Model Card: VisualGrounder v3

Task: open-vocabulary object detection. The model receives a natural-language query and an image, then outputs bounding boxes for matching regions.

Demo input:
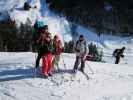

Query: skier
[36,26,54,78]
[53,35,63,70]
[35,25,48,68]
[113,47,125,64]
[73,35,87,73]
[41,32,53,78]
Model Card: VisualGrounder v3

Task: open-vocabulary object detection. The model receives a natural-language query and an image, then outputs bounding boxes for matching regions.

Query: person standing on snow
[53,35,63,71]
[39,29,54,78]
[113,47,125,64]
[35,25,49,68]
[73,35,87,73]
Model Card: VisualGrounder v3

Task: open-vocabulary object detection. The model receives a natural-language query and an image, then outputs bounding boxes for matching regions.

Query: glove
[121,55,124,58]
[75,49,80,52]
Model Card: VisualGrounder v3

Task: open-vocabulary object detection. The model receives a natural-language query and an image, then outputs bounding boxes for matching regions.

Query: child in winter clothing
[73,35,87,73]
[53,35,63,70]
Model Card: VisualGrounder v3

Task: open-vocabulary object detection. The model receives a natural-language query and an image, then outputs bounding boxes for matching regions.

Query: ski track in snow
[0,52,133,100]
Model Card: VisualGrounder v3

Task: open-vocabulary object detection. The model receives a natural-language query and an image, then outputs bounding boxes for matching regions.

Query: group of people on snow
[33,21,126,78]
[86,42,103,62]
[34,23,63,78]
[33,22,87,78]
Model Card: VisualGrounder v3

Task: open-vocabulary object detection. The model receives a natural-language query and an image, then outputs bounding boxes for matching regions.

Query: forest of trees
[0,20,33,51]
[0,20,76,52]
[48,0,133,35]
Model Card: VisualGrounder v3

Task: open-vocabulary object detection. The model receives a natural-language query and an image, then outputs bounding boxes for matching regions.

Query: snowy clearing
[0,52,133,100]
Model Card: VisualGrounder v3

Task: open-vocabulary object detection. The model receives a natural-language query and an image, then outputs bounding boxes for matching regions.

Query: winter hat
[79,35,84,41]
[43,25,48,30]
[122,47,126,50]
[54,35,60,40]
[79,35,84,38]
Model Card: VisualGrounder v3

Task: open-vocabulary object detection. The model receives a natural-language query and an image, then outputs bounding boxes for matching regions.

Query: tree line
[48,0,133,35]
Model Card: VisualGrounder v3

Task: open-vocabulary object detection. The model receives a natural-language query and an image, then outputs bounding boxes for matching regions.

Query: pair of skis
[33,65,94,80]
[71,63,94,81]
[70,70,90,81]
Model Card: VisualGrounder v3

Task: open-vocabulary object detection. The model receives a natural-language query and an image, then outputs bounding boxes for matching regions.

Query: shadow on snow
[0,67,73,82]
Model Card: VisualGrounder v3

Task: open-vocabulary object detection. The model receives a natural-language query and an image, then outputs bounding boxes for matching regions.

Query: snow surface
[0,52,133,100]
[0,1,133,99]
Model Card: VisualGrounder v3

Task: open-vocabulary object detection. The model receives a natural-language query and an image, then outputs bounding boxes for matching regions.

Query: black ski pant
[35,49,44,68]
[115,57,120,64]
[74,56,85,71]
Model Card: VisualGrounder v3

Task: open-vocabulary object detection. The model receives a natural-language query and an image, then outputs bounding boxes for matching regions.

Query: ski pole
[33,52,38,77]
[53,55,60,71]
[61,54,67,70]
[86,62,94,74]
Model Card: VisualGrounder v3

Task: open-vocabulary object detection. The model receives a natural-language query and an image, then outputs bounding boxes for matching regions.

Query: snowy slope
[0,52,133,100]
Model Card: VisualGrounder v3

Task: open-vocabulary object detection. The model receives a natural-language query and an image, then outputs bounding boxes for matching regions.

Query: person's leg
[56,55,60,67]
[42,55,49,76]
[80,57,85,72]
[42,56,45,75]
[35,48,43,68]
[115,57,120,64]
[73,56,80,71]
[53,55,59,71]
[52,55,55,70]
[35,52,41,68]
[47,53,53,76]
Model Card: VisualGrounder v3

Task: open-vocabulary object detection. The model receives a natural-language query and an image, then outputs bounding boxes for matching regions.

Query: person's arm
[58,40,64,52]
[113,49,117,56]
[121,52,124,58]
[45,33,52,42]
[83,41,88,60]
[36,34,42,43]
[74,41,80,52]
[121,55,124,58]
[84,41,88,54]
